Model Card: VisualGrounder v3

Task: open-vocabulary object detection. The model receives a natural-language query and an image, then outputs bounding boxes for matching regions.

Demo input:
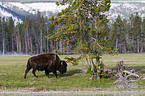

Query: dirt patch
[1,90,145,96]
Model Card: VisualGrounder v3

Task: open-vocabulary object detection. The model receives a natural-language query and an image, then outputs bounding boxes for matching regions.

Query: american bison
[24,53,67,79]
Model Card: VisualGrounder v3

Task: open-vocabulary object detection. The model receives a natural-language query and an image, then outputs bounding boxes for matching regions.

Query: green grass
[0,55,113,91]
[0,53,145,92]
[103,53,145,67]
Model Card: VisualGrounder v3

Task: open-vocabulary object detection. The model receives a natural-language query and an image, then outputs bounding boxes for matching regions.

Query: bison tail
[27,60,31,68]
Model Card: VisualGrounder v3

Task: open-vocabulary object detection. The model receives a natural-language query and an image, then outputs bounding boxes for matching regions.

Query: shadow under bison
[24,69,82,79]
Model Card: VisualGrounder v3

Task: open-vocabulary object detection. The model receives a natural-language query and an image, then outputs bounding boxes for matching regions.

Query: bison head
[59,60,67,74]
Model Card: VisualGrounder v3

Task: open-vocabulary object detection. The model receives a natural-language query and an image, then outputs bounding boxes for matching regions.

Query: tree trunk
[132,39,136,52]
[40,30,43,53]
[50,39,53,52]
[137,38,140,53]
[46,39,49,52]
[140,44,143,52]
[19,40,21,53]
[30,37,33,54]
[116,38,118,50]
[46,25,49,52]
[25,30,28,54]
[56,41,58,51]
[36,43,39,54]
[12,37,14,53]
[123,44,126,53]
[43,34,46,53]
[16,27,21,53]
[3,37,5,55]
[59,41,63,52]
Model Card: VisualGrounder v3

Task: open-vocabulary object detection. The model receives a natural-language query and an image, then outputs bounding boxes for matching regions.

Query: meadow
[0,53,145,95]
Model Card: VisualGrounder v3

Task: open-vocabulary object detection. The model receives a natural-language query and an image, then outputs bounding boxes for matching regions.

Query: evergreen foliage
[64,55,82,66]
[0,12,56,54]
[109,13,144,53]
[0,10,144,54]
[49,0,116,79]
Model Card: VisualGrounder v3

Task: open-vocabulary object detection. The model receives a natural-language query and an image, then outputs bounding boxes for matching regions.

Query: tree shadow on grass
[62,69,83,77]
[33,69,83,78]
[52,69,83,78]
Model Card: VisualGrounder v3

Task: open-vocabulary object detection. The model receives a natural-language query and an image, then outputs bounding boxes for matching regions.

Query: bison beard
[24,53,67,79]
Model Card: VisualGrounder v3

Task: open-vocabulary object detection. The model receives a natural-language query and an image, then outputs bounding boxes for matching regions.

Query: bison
[24,53,67,79]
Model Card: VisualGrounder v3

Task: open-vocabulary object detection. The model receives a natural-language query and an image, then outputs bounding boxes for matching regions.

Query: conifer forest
[0,12,57,55]
[0,2,145,55]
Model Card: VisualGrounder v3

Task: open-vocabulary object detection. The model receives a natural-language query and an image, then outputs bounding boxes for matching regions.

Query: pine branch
[91,37,102,48]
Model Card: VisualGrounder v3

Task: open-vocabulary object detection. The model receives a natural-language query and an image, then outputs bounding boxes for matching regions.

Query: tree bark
[137,37,140,53]
[25,30,28,54]
[116,38,118,50]
[3,37,5,55]
[40,29,43,53]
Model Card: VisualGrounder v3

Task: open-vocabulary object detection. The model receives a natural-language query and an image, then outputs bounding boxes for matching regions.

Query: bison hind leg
[32,68,38,78]
[24,63,32,79]
[24,66,32,79]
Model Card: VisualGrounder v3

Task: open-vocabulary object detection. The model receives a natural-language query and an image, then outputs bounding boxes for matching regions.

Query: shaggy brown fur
[24,53,67,79]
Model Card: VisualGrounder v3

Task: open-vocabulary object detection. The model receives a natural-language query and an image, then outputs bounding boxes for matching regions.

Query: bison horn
[61,61,63,65]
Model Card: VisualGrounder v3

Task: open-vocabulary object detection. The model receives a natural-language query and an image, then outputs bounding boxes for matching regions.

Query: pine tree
[14,23,22,53]
[141,18,145,52]
[109,22,117,50]
[49,0,116,79]
[121,19,127,53]
[8,17,14,52]
[125,22,132,52]
[132,12,142,53]
[109,15,126,53]
[29,18,36,54]
[0,17,2,53]
[129,13,135,52]
[47,23,55,52]
[2,17,9,54]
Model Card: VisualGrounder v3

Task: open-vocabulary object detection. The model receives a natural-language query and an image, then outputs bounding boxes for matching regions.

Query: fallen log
[113,61,141,88]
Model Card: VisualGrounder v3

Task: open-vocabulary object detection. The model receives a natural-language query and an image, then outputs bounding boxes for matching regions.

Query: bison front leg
[45,70,49,78]
[32,69,38,78]
[53,70,57,78]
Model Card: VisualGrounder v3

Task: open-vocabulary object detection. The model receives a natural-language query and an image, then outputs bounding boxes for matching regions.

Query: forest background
[0,9,145,55]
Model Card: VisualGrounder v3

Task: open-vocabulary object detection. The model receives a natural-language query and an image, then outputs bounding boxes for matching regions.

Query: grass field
[0,53,145,95]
